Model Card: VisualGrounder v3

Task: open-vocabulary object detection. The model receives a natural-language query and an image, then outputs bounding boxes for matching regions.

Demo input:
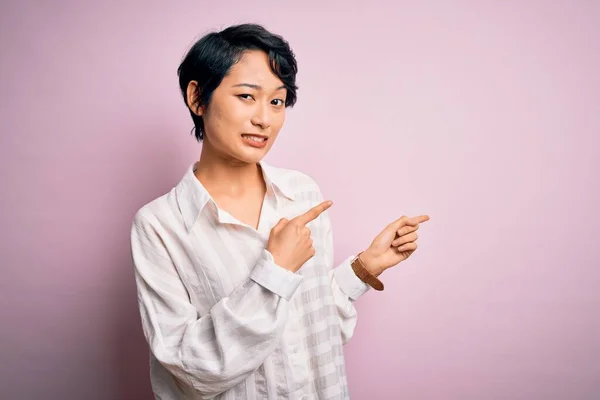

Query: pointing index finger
[294,201,333,225]
[407,215,430,225]
[391,214,430,230]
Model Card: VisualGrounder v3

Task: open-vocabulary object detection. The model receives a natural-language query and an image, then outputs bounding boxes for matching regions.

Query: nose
[250,102,271,130]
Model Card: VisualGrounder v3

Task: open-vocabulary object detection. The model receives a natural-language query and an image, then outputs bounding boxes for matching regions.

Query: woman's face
[188,50,288,164]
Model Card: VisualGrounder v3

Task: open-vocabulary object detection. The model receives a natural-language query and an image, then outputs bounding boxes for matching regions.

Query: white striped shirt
[130,161,370,400]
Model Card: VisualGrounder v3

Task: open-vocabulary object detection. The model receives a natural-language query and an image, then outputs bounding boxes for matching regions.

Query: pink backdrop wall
[1,1,599,399]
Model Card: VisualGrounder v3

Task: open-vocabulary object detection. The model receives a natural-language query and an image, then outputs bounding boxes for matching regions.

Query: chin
[236,142,273,164]
[234,147,269,165]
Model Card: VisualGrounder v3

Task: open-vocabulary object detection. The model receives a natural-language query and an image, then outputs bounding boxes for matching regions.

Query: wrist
[351,252,385,291]
[359,250,382,277]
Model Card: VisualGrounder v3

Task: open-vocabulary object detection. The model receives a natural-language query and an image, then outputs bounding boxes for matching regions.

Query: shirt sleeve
[315,191,371,344]
[131,212,303,399]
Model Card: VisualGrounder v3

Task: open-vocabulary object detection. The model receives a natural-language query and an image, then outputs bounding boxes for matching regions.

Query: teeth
[243,135,266,142]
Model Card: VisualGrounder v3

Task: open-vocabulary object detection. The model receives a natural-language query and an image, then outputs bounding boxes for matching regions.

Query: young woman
[131,23,429,400]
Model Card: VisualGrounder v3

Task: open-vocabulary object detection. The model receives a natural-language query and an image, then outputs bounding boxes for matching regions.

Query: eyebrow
[232,83,286,91]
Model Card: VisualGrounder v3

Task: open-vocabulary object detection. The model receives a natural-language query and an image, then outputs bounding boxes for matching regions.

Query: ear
[186,81,203,116]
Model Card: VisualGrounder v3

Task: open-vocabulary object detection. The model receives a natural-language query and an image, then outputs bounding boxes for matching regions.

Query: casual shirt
[130,161,370,400]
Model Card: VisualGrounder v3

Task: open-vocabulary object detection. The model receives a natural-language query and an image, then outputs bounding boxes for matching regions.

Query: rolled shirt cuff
[250,249,304,301]
[333,255,371,301]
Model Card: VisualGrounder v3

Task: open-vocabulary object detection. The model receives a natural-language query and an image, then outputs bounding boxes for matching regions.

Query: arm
[318,199,371,344]
[131,213,302,399]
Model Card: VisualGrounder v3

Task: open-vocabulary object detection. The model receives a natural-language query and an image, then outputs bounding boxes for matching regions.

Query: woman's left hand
[359,214,430,276]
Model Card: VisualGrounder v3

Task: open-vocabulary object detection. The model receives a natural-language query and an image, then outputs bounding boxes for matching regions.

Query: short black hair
[177,23,299,141]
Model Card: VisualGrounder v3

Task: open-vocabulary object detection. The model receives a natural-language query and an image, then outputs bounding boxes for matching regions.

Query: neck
[194,142,264,198]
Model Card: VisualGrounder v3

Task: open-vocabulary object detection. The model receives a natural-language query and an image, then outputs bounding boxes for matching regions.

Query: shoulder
[131,188,179,233]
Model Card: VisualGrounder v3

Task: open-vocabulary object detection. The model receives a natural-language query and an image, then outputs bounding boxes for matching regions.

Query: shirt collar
[176,160,295,232]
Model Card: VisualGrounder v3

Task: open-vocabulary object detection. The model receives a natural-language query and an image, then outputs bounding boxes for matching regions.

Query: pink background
[1,1,599,399]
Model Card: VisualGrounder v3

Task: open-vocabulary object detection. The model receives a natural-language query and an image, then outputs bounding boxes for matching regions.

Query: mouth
[241,134,269,148]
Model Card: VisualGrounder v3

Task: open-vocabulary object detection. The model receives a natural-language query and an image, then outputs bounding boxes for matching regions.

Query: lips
[241,134,268,148]
[241,134,268,142]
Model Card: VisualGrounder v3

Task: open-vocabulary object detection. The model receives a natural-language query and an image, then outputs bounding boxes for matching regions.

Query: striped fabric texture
[130,161,370,400]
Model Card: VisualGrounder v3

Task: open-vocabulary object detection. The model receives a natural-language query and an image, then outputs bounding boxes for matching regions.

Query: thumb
[389,216,410,232]
[378,216,411,244]
[373,221,404,248]
[271,218,289,233]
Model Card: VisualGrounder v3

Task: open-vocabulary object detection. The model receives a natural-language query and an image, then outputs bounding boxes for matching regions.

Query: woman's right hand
[266,201,333,273]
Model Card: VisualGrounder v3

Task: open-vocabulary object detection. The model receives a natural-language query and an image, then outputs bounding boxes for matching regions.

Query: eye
[271,98,285,106]
[237,94,254,101]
